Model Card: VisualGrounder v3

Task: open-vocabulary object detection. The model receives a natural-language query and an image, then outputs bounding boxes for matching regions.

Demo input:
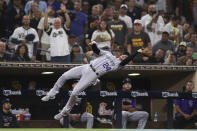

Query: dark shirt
[12,54,30,62]
[127,31,150,55]
[2,111,19,128]
[148,55,164,64]
[4,6,25,37]
[108,20,128,46]
[127,6,142,22]
[175,99,197,115]
[0,53,12,62]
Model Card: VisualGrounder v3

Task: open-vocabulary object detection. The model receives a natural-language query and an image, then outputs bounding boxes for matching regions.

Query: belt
[90,64,99,76]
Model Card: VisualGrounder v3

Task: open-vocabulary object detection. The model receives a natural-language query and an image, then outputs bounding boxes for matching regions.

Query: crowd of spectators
[0,0,197,65]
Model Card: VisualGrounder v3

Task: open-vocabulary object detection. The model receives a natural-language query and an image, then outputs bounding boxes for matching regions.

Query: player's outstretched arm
[119,49,142,66]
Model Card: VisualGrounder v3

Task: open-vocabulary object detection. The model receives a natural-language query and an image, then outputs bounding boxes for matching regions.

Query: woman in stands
[12,44,30,62]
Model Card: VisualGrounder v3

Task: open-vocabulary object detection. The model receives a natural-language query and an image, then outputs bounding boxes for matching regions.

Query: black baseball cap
[2,98,11,105]
[122,78,132,85]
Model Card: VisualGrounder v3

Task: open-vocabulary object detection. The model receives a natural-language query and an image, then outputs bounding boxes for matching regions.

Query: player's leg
[122,111,129,128]
[127,111,149,129]
[55,66,97,120]
[80,112,94,128]
[41,65,84,101]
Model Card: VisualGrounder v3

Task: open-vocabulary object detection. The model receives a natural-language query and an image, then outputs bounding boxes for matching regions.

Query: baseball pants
[122,111,149,129]
[48,64,97,114]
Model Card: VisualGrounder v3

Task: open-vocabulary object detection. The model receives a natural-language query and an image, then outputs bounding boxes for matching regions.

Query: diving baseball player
[41,41,141,120]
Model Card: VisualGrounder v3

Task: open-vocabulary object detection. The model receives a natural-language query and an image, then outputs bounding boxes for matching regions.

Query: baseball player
[41,41,141,120]
[120,78,149,129]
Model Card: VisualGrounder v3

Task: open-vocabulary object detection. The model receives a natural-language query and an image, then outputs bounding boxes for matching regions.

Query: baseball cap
[120,4,128,9]
[122,78,132,85]
[2,98,11,105]
[134,19,142,25]
[179,41,186,47]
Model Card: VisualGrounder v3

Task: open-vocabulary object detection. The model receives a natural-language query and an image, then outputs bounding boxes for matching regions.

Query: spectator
[101,5,113,22]
[86,15,100,51]
[47,0,60,17]
[141,4,165,46]
[127,0,141,22]
[148,48,164,64]
[59,80,94,128]
[163,50,177,65]
[177,46,194,65]
[134,0,144,8]
[4,0,25,37]
[127,19,152,63]
[91,20,115,51]
[174,81,197,129]
[81,0,90,16]
[44,5,70,63]
[119,4,133,32]
[68,34,83,53]
[152,31,175,54]
[60,0,74,10]
[10,15,39,62]
[69,0,88,47]
[108,10,128,49]
[1,98,19,128]
[25,0,47,14]
[70,44,87,64]
[113,0,123,10]
[164,16,182,46]
[12,44,30,62]
[88,5,100,30]
[119,78,149,129]
[0,41,12,62]
[37,6,55,62]
[175,41,187,59]
[187,33,197,52]
[29,4,44,30]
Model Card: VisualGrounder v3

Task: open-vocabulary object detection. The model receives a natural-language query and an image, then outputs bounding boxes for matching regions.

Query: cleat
[41,95,55,102]
[54,112,69,120]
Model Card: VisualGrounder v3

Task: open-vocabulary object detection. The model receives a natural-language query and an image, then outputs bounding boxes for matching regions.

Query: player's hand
[89,41,97,46]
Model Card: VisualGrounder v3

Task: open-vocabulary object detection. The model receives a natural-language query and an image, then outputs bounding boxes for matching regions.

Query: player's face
[123,83,132,90]
[186,82,194,92]
[3,102,11,110]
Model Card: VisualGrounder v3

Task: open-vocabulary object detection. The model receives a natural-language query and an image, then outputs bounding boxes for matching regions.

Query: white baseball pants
[47,64,97,114]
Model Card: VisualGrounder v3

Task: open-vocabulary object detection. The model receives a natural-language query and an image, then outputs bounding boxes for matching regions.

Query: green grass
[0,129,196,131]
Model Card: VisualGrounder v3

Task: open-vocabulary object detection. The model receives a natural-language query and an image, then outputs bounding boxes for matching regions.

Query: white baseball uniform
[46,43,137,115]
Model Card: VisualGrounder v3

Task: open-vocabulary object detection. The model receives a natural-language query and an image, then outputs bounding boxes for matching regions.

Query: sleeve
[37,17,44,30]
[119,51,139,66]
[174,99,180,106]
[84,14,88,25]
[91,43,109,56]
[10,29,21,44]
[33,29,39,43]
[91,30,97,41]
[131,99,136,109]
[110,29,115,38]
[194,100,197,110]
[63,25,70,35]
[128,17,133,28]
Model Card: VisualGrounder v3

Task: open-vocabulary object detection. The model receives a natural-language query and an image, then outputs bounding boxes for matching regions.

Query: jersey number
[103,62,111,71]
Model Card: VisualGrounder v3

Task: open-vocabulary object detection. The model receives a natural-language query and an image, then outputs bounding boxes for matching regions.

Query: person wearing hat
[127,19,152,63]
[175,41,186,59]
[119,4,133,32]
[1,98,19,128]
[120,78,149,129]
[59,80,94,128]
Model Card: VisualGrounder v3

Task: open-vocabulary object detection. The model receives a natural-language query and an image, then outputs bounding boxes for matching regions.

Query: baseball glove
[25,34,35,41]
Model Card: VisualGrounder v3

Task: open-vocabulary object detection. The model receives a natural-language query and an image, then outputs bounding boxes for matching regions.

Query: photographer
[141,4,165,46]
